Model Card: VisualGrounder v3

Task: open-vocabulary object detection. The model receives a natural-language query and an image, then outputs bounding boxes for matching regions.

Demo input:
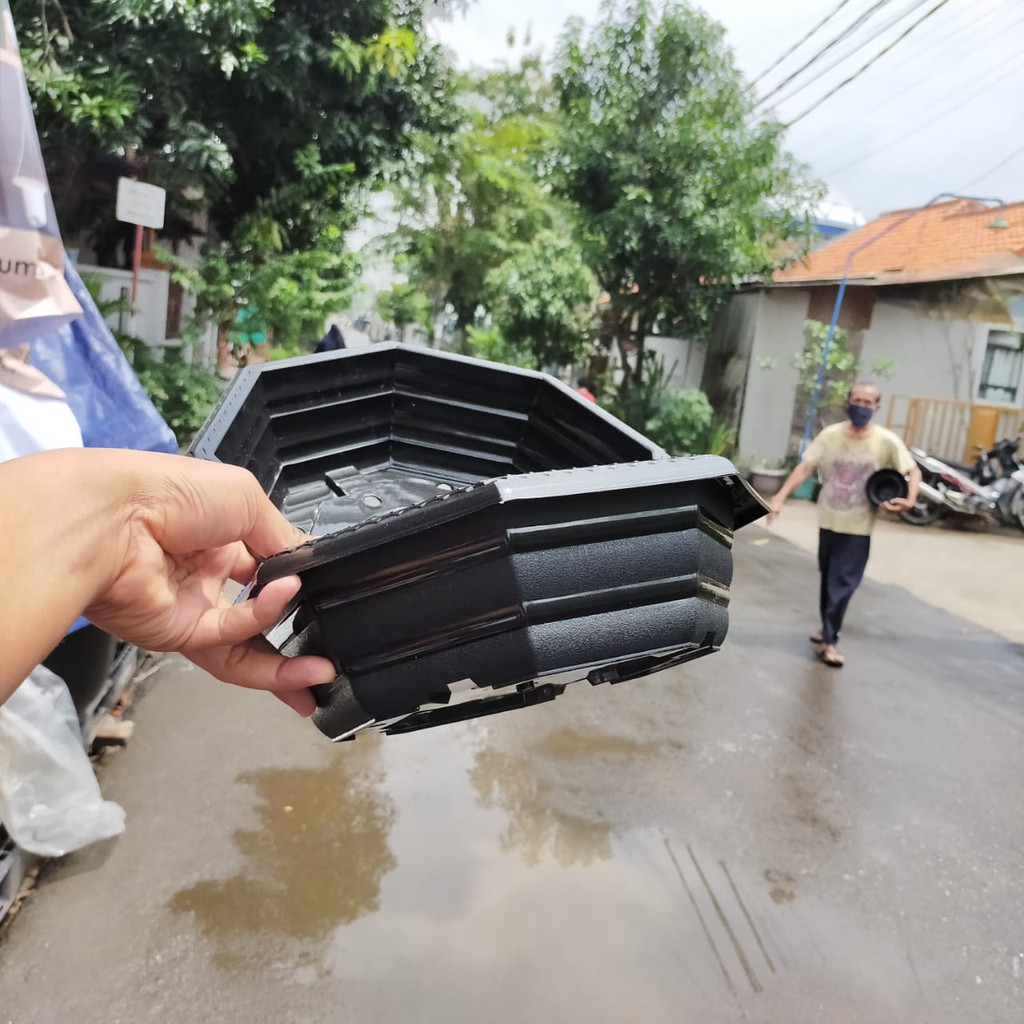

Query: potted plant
[749,459,789,498]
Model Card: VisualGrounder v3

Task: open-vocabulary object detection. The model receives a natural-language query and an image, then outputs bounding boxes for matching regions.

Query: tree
[394,56,568,340]
[553,0,820,411]
[484,229,596,370]
[161,222,359,354]
[794,320,858,411]
[11,0,454,253]
[375,282,432,340]
[11,0,462,369]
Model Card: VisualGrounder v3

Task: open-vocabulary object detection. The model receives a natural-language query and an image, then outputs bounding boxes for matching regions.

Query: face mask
[846,404,874,428]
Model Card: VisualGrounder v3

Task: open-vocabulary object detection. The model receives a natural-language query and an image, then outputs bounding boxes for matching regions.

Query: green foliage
[602,355,730,455]
[268,342,306,362]
[79,273,222,445]
[161,227,359,353]
[394,55,569,334]
[464,326,536,370]
[376,283,432,336]
[701,417,738,458]
[553,0,821,397]
[646,389,714,455]
[794,320,858,409]
[134,353,224,446]
[607,355,671,433]
[11,0,454,248]
[485,230,596,370]
[870,357,897,379]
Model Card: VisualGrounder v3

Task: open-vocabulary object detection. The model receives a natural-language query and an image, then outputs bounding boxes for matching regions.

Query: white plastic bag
[0,666,125,856]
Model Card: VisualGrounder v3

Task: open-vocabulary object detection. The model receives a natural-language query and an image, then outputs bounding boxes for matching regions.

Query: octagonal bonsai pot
[191,344,767,739]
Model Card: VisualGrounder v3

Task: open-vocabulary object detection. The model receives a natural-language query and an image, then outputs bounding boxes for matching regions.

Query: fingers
[273,687,318,717]
[187,575,302,650]
[186,638,336,694]
[145,456,309,558]
[227,541,260,585]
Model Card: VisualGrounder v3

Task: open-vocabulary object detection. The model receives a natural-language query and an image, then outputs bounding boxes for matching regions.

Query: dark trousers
[817,529,871,644]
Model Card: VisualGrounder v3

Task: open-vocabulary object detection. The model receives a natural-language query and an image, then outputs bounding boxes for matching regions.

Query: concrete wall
[78,263,169,347]
[858,293,991,410]
[710,282,1024,468]
[702,292,760,429]
[732,289,808,467]
[76,262,217,366]
[644,335,706,389]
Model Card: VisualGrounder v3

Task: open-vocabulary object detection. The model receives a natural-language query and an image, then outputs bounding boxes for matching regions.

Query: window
[979,330,1024,403]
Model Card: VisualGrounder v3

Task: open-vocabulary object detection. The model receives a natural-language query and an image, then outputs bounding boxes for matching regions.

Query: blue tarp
[29,261,178,455]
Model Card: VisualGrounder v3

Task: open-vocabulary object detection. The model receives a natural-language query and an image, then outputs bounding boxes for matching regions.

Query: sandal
[815,644,844,668]
[809,632,823,644]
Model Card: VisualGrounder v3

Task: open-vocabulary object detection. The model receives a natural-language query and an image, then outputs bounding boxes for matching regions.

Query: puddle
[470,746,613,867]
[169,737,395,958]
[527,726,668,761]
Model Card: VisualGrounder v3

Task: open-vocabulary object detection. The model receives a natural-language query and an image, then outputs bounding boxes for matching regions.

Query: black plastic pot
[192,344,767,739]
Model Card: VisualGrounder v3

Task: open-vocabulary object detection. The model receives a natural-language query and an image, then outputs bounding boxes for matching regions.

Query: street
[1,511,1022,1023]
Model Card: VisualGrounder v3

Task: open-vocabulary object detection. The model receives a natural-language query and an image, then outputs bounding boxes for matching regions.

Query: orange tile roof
[773,199,1024,287]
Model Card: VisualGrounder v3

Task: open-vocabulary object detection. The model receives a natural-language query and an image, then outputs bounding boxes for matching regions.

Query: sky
[431,0,1024,219]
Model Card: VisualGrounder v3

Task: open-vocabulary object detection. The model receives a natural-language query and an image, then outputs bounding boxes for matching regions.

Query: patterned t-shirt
[802,422,915,536]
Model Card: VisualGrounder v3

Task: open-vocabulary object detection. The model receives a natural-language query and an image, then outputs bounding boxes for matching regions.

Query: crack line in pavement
[688,844,763,994]
[662,834,736,995]
[719,859,776,976]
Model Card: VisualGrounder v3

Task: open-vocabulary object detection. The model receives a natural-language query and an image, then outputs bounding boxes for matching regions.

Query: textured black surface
[191,343,663,530]
[866,468,909,506]
[191,345,767,738]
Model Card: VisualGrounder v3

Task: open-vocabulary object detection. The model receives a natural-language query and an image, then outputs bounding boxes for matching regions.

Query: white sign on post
[115,178,166,230]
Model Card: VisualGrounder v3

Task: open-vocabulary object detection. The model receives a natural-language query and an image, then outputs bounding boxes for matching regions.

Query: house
[635,199,869,393]
[703,198,1024,466]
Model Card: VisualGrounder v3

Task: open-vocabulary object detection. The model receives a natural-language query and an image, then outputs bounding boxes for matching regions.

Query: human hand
[81,452,335,716]
[766,495,785,523]
[881,497,914,513]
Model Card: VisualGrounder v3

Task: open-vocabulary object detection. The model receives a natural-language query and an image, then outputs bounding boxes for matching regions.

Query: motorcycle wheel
[900,499,942,526]
[1011,488,1024,532]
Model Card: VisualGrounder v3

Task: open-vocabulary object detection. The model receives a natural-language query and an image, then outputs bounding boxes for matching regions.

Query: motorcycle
[900,436,1024,531]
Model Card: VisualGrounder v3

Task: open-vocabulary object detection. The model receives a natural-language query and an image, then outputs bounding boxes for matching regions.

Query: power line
[820,49,1024,176]
[784,0,955,127]
[800,2,1023,150]
[763,0,937,111]
[751,0,861,85]
[756,0,899,108]
[959,141,1024,191]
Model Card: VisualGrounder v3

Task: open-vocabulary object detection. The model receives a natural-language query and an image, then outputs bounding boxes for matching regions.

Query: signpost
[115,177,166,304]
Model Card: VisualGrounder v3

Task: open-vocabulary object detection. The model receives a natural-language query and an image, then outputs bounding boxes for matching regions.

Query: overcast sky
[432,0,1024,219]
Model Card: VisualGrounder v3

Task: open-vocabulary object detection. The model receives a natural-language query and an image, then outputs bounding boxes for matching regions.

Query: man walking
[768,383,921,667]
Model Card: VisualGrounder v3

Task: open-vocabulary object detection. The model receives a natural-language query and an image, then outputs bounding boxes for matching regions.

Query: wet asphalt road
[1,525,1023,1023]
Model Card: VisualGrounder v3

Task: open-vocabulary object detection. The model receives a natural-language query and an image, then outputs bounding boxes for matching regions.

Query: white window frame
[978,329,1024,403]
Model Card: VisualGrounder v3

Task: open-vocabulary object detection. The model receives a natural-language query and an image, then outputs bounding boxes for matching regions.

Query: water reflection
[469,728,665,868]
[774,669,847,850]
[170,740,395,956]
[529,726,667,762]
[471,747,612,867]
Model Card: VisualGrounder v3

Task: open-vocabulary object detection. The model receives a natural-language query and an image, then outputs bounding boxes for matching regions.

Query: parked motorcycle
[900,436,1024,531]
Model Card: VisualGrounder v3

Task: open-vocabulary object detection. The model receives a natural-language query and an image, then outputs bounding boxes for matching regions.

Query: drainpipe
[799,191,1004,454]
